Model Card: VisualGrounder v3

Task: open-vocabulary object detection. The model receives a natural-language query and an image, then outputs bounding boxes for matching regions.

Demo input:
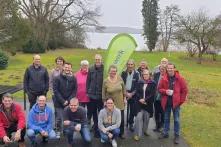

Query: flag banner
[104,33,137,78]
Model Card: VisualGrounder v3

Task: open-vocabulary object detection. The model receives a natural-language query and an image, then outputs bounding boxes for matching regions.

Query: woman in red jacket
[0,93,26,147]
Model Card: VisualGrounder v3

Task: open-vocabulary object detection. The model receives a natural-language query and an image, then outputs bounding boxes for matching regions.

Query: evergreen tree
[142,0,159,52]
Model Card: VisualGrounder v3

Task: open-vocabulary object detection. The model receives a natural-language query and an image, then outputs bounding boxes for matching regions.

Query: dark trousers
[0,125,26,144]
[120,110,125,136]
[87,99,103,133]
[127,98,135,126]
[27,92,45,109]
[154,100,164,129]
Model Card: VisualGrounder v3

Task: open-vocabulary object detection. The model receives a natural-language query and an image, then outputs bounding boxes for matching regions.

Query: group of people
[0,54,188,147]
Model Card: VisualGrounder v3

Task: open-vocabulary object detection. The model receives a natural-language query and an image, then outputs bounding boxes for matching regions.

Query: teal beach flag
[104,33,137,78]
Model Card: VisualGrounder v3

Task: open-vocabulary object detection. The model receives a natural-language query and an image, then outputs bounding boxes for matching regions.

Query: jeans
[63,125,91,144]
[99,128,120,142]
[27,129,56,142]
[163,106,180,136]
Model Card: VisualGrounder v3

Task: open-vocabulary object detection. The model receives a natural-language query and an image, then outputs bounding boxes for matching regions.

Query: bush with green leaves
[0,49,9,69]
[22,39,45,53]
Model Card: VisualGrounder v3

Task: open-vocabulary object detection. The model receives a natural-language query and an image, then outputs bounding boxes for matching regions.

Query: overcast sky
[95,0,221,28]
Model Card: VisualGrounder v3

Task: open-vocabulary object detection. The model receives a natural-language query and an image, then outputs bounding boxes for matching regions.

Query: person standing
[86,54,104,138]
[98,98,121,147]
[133,69,156,141]
[23,54,49,109]
[121,59,139,131]
[27,95,56,146]
[63,98,91,147]
[153,58,168,74]
[153,65,166,132]
[50,56,65,138]
[102,65,126,139]
[158,63,188,144]
[75,60,90,107]
[53,62,77,138]
[0,93,26,147]
[137,60,149,77]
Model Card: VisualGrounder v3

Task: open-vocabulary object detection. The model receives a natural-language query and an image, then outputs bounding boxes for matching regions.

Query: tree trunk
[197,52,203,64]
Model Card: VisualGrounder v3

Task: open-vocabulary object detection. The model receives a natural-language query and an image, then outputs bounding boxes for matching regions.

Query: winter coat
[23,65,49,95]
[0,103,26,138]
[75,70,90,103]
[135,80,156,117]
[86,64,104,100]
[53,73,77,108]
[158,71,188,111]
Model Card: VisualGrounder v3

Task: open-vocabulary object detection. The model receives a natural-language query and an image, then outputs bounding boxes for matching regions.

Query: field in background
[0,48,221,147]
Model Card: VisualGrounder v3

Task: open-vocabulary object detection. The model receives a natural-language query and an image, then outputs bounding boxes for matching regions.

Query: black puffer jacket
[53,73,77,108]
[86,64,104,100]
[23,65,49,95]
[135,79,156,117]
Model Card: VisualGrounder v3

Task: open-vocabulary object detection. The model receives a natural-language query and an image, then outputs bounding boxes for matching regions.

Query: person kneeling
[98,98,121,147]
[0,93,26,147]
[63,98,91,147]
[27,95,56,146]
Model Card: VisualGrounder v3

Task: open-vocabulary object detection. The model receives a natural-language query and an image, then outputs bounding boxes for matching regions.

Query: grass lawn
[0,48,221,147]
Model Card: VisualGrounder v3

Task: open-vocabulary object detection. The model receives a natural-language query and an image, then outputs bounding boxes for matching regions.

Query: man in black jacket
[86,54,104,138]
[53,62,77,137]
[23,54,49,109]
[121,59,139,133]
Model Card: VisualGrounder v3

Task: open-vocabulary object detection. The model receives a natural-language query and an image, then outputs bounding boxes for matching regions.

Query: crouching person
[0,93,26,147]
[98,98,121,147]
[27,95,56,146]
[63,98,91,147]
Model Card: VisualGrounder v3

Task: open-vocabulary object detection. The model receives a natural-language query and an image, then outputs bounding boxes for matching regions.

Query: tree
[176,9,220,64]
[159,5,180,52]
[17,0,100,52]
[142,0,159,52]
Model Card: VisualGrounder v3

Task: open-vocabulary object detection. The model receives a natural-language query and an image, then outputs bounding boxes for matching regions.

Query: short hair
[167,62,176,68]
[105,97,115,102]
[70,98,79,104]
[95,54,102,59]
[108,64,118,72]
[33,54,40,60]
[80,60,89,66]
[2,93,13,100]
[37,95,47,100]
[64,62,72,67]
[161,58,168,63]
[127,59,135,65]
[55,56,65,63]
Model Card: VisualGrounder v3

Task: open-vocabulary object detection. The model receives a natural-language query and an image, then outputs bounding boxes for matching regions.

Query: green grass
[0,48,221,147]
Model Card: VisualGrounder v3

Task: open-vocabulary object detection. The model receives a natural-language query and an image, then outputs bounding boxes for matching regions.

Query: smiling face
[56,59,64,68]
[167,64,175,77]
[2,96,13,109]
[109,67,117,78]
[142,69,150,80]
[33,55,41,66]
[69,99,79,112]
[63,63,72,75]
[37,95,47,108]
[106,98,114,110]
[95,54,102,67]
[127,60,135,72]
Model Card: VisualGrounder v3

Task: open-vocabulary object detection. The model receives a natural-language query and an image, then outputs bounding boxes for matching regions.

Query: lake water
[85,32,146,51]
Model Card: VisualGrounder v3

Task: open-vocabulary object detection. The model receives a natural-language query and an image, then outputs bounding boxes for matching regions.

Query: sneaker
[144,131,149,136]
[153,128,160,132]
[111,139,117,147]
[133,135,140,141]
[56,131,61,139]
[174,135,180,144]
[94,131,100,138]
[158,133,169,139]
[100,138,105,143]
[129,125,134,132]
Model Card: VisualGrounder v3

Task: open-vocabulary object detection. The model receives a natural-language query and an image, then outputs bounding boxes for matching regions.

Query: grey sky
[95,0,221,28]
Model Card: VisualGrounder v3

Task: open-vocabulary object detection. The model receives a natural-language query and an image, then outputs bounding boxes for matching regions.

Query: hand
[126,92,132,98]
[139,98,145,104]
[64,120,71,126]
[75,124,81,132]
[102,128,108,134]
[14,130,21,141]
[63,100,68,106]
[108,132,113,139]
[3,136,11,143]
[124,97,127,105]
[166,90,173,96]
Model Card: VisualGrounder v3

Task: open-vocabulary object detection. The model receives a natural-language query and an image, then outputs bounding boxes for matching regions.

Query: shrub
[22,39,45,53]
[0,49,9,69]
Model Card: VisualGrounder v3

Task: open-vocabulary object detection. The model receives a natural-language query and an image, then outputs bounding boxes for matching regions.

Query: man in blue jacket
[27,95,56,146]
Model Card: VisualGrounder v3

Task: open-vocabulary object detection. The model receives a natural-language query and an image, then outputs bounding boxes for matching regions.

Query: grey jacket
[98,107,121,131]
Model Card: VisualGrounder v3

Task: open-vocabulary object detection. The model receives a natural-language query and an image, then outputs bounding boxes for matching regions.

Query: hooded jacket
[158,71,188,111]
[0,103,26,138]
[28,103,53,133]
